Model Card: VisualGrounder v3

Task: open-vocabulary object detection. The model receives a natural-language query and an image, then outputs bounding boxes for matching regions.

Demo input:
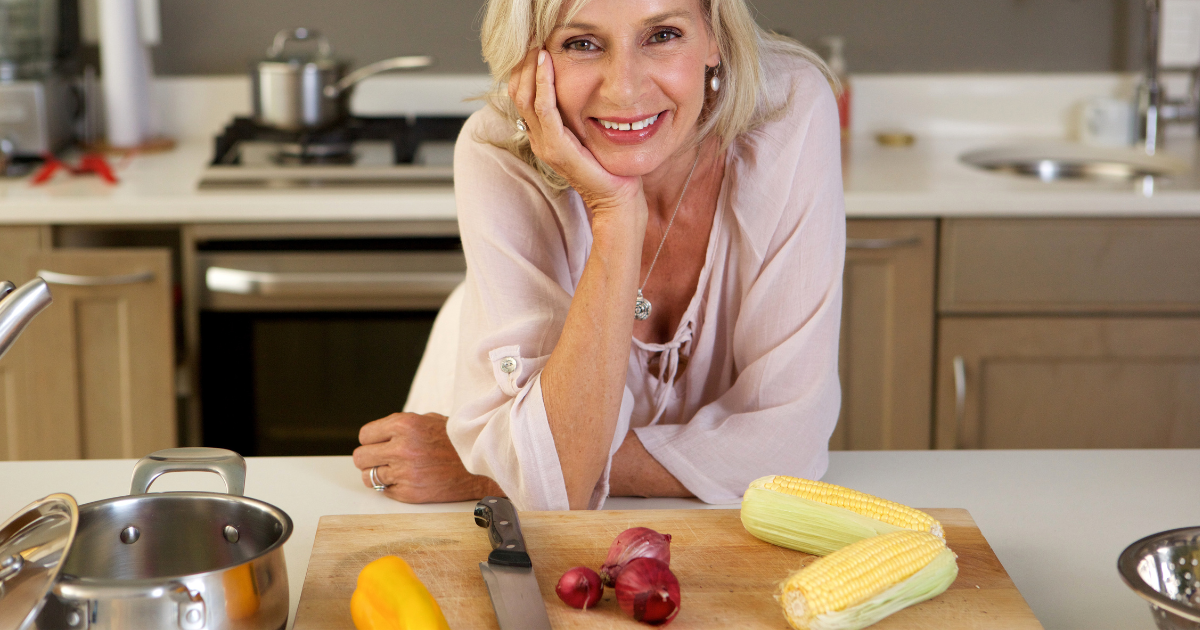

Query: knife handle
[474,497,533,568]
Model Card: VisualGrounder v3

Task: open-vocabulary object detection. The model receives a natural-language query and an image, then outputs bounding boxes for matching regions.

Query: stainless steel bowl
[1119,526,1200,630]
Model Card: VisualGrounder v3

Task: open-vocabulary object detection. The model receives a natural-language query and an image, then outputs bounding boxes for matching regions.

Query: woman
[354,0,845,511]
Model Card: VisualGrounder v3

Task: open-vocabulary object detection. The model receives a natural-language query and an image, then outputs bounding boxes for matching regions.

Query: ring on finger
[369,465,388,492]
[515,117,528,133]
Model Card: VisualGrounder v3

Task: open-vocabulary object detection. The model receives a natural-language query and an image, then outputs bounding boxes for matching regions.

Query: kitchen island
[1,449,1195,630]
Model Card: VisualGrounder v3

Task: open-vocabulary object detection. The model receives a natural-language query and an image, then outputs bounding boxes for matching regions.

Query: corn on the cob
[778,530,958,630]
[741,476,943,556]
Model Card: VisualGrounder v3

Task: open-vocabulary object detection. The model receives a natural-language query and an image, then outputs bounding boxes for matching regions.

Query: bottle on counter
[822,36,851,138]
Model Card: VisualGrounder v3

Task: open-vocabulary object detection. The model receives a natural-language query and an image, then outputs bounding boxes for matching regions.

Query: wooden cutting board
[292,508,1042,629]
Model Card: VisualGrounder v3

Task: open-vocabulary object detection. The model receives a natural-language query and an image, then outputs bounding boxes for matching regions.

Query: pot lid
[261,27,341,67]
[0,494,78,630]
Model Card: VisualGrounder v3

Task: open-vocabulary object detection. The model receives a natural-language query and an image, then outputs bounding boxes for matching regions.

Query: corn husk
[740,476,943,556]
[779,536,959,630]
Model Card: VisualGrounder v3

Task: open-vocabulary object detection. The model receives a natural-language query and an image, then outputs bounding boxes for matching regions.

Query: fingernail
[538,50,546,66]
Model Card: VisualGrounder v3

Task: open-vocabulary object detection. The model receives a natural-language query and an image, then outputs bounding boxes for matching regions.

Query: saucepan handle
[323,55,434,98]
[55,579,207,630]
[129,447,246,497]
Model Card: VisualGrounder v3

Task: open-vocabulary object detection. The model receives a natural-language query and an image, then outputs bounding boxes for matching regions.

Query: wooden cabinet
[832,220,936,450]
[0,230,176,460]
[935,218,1200,450]
[936,318,1200,449]
[0,227,49,460]
[939,218,1200,314]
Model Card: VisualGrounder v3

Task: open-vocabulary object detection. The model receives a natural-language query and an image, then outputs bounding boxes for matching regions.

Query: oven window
[201,311,436,456]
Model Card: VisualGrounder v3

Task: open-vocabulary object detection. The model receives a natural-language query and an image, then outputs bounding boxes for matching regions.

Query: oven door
[198,249,464,456]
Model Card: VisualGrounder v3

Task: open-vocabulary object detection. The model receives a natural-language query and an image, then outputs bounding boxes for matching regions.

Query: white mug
[1080,97,1136,147]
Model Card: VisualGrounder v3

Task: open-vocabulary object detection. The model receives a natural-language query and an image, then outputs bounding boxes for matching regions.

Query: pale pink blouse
[446,57,845,511]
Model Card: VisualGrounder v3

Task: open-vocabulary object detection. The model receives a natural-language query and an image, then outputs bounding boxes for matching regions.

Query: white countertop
[0,137,1198,225]
[2,450,1195,629]
[3,72,1197,225]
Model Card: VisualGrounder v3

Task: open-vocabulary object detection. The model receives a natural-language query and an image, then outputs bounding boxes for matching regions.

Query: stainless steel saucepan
[0,447,293,630]
[252,27,433,131]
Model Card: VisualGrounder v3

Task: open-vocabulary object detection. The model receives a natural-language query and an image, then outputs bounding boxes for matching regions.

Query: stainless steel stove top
[197,116,463,191]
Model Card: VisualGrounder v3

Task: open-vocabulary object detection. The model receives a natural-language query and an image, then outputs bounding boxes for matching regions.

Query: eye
[564,38,598,52]
[648,29,680,44]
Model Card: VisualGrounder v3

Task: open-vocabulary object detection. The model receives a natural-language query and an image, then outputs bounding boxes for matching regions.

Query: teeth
[599,113,659,131]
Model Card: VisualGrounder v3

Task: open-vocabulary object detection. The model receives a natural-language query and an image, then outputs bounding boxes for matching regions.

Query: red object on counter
[30,153,119,185]
[837,84,852,134]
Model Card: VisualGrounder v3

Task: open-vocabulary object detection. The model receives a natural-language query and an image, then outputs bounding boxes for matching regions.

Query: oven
[187,221,464,456]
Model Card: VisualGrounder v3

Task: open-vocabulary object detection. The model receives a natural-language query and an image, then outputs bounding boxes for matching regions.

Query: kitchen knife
[474,497,552,630]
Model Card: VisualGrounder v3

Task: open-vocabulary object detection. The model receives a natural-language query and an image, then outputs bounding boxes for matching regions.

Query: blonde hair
[479,0,835,188]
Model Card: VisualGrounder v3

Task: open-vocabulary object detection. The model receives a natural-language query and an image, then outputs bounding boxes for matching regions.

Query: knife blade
[475,497,552,630]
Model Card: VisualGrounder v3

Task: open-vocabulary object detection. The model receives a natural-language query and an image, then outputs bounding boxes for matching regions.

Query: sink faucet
[0,278,52,361]
[1138,0,1200,154]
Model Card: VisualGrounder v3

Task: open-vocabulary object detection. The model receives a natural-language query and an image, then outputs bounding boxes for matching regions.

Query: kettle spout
[0,278,52,361]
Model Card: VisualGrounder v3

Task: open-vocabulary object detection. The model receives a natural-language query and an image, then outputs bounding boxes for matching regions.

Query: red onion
[615,557,681,625]
[599,527,672,586]
[555,566,604,610]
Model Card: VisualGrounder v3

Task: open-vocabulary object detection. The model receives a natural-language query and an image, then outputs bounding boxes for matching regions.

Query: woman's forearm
[541,206,646,509]
[609,431,693,498]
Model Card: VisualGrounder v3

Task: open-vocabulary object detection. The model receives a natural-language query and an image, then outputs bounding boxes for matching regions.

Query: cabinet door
[936,317,1200,449]
[13,249,175,460]
[832,220,936,450]
[0,227,48,460]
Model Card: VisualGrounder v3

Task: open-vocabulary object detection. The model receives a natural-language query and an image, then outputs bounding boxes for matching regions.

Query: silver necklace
[634,151,702,321]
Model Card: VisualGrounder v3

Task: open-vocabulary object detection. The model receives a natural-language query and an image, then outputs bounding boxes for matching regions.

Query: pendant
[634,289,651,321]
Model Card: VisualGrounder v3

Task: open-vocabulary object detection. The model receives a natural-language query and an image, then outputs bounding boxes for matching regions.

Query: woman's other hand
[508,48,643,214]
[353,412,504,503]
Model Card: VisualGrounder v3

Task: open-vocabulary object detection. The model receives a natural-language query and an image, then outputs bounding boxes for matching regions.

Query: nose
[600,47,648,108]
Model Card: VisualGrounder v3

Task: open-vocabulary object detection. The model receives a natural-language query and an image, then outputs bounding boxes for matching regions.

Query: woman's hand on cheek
[509,49,643,215]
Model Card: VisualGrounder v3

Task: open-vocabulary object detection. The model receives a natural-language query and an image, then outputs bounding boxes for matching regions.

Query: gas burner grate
[210,116,468,167]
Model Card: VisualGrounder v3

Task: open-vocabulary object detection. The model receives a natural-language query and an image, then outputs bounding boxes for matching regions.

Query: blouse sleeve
[633,64,846,505]
[446,111,631,512]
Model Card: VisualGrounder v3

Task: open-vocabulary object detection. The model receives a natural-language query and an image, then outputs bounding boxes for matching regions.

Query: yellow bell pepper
[350,555,451,630]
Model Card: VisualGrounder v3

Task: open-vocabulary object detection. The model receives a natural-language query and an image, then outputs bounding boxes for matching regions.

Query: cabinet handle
[846,236,921,250]
[953,356,967,449]
[38,270,155,286]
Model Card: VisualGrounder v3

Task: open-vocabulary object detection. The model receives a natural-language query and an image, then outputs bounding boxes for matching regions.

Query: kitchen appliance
[252,27,431,132]
[291,508,1043,629]
[0,447,293,630]
[0,277,52,361]
[198,114,463,189]
[0,0,80,164]
[192,223,466,456]
[1118,526,1200,629]
[0,78,72,154]
[473,497,553,630]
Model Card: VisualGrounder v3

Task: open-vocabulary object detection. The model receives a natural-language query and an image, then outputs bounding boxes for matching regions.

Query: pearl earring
[709,63,721,92]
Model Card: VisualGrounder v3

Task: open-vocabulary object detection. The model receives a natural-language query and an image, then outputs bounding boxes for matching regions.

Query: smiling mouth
[596,113,661,131]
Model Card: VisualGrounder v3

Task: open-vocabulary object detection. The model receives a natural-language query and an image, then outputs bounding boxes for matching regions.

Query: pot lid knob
[0,493,79,630]
[267,27,333,61]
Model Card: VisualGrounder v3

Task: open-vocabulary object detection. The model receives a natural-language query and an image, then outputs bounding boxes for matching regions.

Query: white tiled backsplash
[152,72,1165,143]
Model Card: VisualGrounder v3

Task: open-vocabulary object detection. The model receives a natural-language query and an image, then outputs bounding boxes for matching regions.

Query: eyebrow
[562,9,693,32]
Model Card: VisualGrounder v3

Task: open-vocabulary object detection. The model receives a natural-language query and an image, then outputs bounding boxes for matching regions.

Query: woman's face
[546,0,720,178]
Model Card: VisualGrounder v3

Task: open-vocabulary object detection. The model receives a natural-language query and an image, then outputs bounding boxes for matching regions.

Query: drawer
[939,218,1200,314]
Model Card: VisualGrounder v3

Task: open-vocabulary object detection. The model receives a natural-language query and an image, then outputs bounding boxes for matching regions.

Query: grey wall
[151,0,1148,76]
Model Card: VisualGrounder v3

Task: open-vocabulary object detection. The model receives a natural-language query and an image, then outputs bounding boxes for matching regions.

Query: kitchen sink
[959,143,1186,182]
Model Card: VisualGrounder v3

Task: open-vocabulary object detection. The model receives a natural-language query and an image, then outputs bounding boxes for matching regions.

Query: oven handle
[205,266,465,297]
